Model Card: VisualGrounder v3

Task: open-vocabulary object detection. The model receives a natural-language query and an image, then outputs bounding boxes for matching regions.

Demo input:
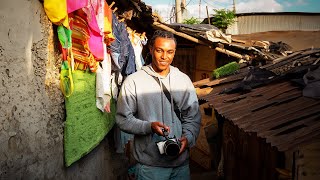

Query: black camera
[156,129,181,156]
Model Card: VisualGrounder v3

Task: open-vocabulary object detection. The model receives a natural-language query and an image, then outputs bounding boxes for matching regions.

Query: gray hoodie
[116,64,201,167]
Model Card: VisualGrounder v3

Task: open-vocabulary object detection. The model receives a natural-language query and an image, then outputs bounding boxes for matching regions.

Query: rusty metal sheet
[235,97,317,130]
[197,77,320,152]
[269,121,320,151]
[259,113,320,138]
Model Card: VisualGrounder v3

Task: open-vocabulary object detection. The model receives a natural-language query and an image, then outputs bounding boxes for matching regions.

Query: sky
[143,0,320,22]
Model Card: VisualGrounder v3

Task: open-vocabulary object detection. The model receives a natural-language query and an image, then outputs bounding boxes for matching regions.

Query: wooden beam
[206,6,210,25]
[231,38,246,44]
[152,22,208,46]
[215,47,244,59]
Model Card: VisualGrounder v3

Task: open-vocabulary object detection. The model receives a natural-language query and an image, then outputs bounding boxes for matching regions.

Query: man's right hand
[151,122,170,136]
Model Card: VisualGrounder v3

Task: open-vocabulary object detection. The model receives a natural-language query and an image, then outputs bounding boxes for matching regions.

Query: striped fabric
[70,10,98,72]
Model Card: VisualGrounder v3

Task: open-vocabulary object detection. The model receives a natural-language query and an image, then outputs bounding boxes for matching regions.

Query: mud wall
[0,0,127,179]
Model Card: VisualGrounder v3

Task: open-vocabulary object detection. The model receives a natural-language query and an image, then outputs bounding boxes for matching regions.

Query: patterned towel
[64,70,115,167]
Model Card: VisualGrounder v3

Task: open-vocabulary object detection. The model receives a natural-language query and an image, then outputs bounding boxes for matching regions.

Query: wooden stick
[112,7,118,13]
[109,1,115,8]
[215,47,243,59]
[152,22,207,46]
[231,38,246,44]
[206,6,211,25]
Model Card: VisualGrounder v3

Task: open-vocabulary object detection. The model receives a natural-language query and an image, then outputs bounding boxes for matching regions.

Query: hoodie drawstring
[158,76,175,126]
[168,76,175,123]
[159,77,166,126]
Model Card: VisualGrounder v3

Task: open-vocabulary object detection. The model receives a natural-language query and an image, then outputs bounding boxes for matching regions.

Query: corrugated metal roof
[196,68,320,152]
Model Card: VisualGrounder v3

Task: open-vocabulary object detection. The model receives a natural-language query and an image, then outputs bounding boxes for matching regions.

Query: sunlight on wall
[26,34,33,76]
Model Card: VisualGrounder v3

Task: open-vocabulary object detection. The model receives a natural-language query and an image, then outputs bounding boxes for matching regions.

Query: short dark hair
[149,30,177,48]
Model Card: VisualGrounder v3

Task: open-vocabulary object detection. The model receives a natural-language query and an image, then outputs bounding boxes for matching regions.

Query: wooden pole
[175,0,182,23]
[215,47,244,59]
[181,0,186,19]
[152,22,208,45]
[199,0,201,19]
[206,6,210,25]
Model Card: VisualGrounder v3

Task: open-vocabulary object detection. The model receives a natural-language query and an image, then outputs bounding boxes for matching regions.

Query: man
[116,30,201,180]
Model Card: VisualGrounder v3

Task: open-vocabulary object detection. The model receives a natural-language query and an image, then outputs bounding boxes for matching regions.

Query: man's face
[149,37,176,76]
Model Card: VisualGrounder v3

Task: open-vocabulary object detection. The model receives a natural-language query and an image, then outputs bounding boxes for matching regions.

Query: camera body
[156,129,181,156]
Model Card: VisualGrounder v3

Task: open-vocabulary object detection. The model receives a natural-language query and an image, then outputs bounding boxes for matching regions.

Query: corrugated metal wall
[227,14,320,35]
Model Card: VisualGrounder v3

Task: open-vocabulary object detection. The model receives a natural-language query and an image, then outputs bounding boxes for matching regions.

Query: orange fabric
[103,3,115,46]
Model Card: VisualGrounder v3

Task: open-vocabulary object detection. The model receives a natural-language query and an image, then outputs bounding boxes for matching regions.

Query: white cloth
[129,32,147,71]
[96,45,112,112]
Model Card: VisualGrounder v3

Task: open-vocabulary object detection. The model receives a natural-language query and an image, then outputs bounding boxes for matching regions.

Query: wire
[162,0,194,23]
[202,0,233,9]
[159,0,234,22]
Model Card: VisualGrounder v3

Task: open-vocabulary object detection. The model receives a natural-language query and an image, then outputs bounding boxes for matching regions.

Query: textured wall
[0,0,127,179]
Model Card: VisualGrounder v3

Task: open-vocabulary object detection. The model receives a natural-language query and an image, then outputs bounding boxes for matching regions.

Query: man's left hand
[178,136,188,154]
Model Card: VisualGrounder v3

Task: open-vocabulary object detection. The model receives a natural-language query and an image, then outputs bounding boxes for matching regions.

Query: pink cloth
[67,0,88,13]
[68,0,105,60]
[83,0,104,60]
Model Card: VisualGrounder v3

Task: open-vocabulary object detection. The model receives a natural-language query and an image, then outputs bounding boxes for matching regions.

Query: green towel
[64,70,115,167]
[212,61,240,79]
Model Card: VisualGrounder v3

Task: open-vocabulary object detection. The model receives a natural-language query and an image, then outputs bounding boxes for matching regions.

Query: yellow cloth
[44,0,69,28]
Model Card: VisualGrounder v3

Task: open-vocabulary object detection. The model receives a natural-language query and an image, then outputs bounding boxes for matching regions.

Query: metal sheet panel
[226,14,320,35]
[198,75,320,152]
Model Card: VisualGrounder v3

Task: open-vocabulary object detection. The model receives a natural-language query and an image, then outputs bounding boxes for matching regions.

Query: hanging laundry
[60,60,74,97]
[64,69,115,167]
[67,0,88,14]
[69,10,98,72]
[104,2,115,46]
[57,26,72,49]
[57,25,72,61]
[127,28,147,71]
[44,0,69,28]
[110,72,119,99]
[96,45,112,112]
[110,13,136,78]
[57,25,74,97]
[82,0,104,61]
[93,0,104,33]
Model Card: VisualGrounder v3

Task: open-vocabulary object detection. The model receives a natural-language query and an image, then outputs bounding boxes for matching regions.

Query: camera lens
[164,140,180,156]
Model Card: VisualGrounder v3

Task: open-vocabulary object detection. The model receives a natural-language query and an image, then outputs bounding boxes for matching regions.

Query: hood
[141,64,178,79]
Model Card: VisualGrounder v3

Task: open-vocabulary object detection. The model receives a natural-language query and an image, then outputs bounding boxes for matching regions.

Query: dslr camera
[156,129,181,156]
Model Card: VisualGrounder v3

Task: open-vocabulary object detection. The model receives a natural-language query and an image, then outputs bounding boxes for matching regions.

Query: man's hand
[151,122,170,136]
[179,136,188,154]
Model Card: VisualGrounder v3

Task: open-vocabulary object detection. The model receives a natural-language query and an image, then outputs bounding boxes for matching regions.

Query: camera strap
[152,76,182,121]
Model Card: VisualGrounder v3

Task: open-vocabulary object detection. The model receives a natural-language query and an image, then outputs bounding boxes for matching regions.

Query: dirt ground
[232,31,320,51]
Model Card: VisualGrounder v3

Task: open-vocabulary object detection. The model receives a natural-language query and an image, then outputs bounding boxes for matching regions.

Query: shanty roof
[108,0,281,63]
[194,48,320,152]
